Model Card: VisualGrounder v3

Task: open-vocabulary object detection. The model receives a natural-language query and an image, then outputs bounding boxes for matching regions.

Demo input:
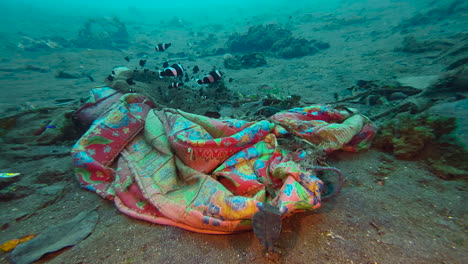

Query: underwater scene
[0,0,467,263]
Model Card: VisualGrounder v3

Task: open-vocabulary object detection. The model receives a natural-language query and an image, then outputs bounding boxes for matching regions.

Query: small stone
[55,70,82,79]
[389,92,409,101]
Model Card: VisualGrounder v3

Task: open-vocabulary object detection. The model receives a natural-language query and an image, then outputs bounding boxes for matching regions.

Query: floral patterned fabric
[270,105,376,152]
[72,89,377,234]
[73,86,123,126]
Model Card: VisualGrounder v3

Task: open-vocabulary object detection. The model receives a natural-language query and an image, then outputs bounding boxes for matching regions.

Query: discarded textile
[72,88,376,234]
[73,87,123,126]
[270,105,376,152]
[10,209,98,264]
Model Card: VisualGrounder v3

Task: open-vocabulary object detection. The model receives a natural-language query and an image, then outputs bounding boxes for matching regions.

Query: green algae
[373,113,467,179]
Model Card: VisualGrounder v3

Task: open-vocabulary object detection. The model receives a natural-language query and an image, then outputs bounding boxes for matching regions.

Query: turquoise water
[0,0,412,33]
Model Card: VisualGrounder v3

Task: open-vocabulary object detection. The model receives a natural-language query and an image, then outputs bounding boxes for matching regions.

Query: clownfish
[197,70,222,85]
[160,63,185,77]
[155,43,171,52]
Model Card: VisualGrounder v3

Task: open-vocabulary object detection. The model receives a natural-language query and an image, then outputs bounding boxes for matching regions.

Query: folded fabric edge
[114,196,242,235]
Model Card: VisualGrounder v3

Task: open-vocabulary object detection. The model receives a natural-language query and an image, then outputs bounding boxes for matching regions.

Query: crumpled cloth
[72,87,377,234]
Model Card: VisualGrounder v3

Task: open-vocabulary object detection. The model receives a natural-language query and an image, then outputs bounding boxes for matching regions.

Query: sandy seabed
[0,2,467,263]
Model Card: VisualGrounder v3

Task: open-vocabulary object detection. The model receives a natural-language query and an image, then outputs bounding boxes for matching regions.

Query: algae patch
[373,113,468,179]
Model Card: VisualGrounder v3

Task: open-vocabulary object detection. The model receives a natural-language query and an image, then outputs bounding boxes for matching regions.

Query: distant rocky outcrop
[226,24,329,59]
[393,0,468,33]
[395,35,454,53]
[73,17,129,49]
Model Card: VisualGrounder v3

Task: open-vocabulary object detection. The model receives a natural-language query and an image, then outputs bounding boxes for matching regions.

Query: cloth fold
[72,88,377,233]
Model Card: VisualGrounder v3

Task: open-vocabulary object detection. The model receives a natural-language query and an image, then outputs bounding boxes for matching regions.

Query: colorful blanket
[72,87,377,234]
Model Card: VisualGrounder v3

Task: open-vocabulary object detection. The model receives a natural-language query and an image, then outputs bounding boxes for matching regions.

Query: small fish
[228,78,233,83]
[124,56,130,62]
[126,78,136,85]
[163,61,169,68]
[160,63,184,77]
[193,65,199,74]
[155,43,171,52]
[46,125,56,129]
[139,59,147,67]
[86,75,94,82]
[168,82,183,89]
[197,70,222,85]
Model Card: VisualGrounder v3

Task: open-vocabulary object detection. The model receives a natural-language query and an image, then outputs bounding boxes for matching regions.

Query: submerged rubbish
[71,88,375,236]
[0,173,21,188]
[0,173,20,179]
[9,209,98,264]
[252,203,282,252]
[0,234,37,253]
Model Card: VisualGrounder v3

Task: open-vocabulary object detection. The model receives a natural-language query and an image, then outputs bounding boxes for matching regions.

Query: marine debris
[17,36,71,52]
[105,65,305,120]
[0,234,37,253]
[331,58,467,179]
[334,80,422,106]
[9,209,98,264]
[252,203,282,252]
[105,67,227,116]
